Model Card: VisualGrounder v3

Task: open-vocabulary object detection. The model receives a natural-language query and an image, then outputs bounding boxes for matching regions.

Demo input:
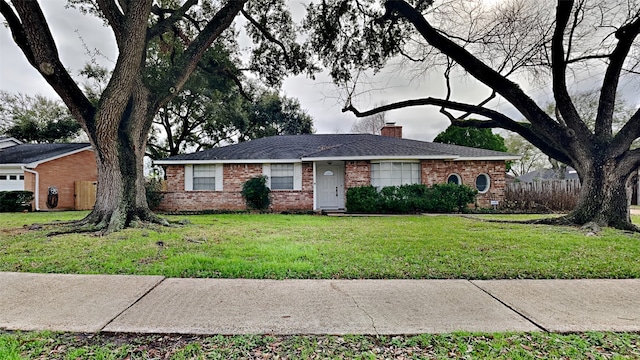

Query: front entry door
[316,164,345,209]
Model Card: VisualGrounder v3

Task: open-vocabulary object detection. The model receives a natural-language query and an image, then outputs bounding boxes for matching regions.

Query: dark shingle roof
[157,134,517,163]
[0,143,91,165]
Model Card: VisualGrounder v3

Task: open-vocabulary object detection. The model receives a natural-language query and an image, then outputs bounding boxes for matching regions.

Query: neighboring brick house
[154,124,519,212]
[0,139,97,210]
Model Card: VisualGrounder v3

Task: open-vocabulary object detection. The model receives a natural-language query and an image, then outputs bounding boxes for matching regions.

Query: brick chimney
[380,122,402,138]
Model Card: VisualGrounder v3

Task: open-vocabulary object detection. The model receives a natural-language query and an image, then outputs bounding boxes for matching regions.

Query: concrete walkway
[1,272,638,335]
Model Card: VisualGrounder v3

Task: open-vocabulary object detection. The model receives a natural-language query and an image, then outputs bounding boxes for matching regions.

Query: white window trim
[370,160,421,189]
[447,173,462,185]
[185,164,223,191]
[475,173,491,193]
[263,162,302,190]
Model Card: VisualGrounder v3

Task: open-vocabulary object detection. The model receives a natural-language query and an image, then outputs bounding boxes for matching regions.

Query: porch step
[321,209,347,216]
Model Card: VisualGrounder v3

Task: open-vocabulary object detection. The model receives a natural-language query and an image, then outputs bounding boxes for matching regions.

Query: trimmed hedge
[346,183,477,214]
[0,191,34,212]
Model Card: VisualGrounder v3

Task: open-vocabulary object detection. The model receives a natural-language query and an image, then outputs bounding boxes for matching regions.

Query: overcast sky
[1,1,637,142]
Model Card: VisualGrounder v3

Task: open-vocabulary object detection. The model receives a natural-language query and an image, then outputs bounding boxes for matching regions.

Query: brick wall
[344,161,370,189]
[421,160,507,207]
[159,163,314,212]
[28,150,98,210]
[159,160,508,211]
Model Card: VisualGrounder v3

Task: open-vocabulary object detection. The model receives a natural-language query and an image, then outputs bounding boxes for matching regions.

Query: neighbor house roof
[517,167,579,182]
[155,134,519,164]
[0,143,92,167]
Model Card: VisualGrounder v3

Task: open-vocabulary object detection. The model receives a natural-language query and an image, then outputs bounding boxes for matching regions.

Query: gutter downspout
[22,166,40,211]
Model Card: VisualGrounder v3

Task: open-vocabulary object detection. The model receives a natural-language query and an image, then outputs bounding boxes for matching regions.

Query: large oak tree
[1,0,312,233]
[306,0,640,230]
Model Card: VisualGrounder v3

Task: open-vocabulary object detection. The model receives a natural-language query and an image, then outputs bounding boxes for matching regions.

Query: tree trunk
[83,82,165,234]
[568,159,636,231]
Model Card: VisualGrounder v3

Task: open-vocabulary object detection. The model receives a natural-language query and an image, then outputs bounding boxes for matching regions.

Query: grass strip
[1,331,639,359]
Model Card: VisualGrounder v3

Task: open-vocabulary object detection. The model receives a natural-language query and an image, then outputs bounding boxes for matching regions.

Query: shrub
[0,191,34,212]
[424,183,478,213]
[145,177,165,210]
[345,183,477,214]
[345,185,381,213]
[242,176,271,210]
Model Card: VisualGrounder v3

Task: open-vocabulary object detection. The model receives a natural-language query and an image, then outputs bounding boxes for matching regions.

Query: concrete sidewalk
[0,272,638,335]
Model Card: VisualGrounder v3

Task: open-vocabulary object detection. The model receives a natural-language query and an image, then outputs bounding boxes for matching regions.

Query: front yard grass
[1,212,639,279]
[1,331,639,359]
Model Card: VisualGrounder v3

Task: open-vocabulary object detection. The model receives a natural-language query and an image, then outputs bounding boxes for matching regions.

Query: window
[271,164,294,190]
[371,162,420,189]
[193,165,216,190]
[0,175,6,180]
[475,174,490,193]
[447,174,461,185]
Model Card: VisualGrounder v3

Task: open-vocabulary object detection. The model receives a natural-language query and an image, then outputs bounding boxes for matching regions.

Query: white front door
[316,164,345,209]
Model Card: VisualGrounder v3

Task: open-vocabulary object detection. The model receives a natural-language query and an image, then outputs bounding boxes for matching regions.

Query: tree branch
[611,106,640,158]
[96,0,125,44]
[153,0,247,111]
[381,0,568,146]
[4,0,95,131]
[148,0,198,40]
[596,16,640,138]
[240,8,292,67]
[550,0,590,140]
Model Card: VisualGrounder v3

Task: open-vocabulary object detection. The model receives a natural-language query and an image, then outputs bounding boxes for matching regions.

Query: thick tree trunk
[82,82,165,234]
[567,159,636,231]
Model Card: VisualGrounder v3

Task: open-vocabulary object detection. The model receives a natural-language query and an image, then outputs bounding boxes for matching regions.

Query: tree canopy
[433,125,507,152]
[1,0,314,233]
[305,0,640,230]
[0,91,83,143]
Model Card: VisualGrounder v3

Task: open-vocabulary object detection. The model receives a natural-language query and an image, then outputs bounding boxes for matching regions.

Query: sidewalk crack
[469,280,548,332]
[99,276,166,333]
[331,282,379,336]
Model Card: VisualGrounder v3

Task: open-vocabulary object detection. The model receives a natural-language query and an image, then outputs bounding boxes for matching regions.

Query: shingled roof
[156,134,518,164]
[0,143,92,166]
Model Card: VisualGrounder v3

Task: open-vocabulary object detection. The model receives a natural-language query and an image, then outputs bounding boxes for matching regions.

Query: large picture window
[270,163,294,190]
[193,164,216,190]
[371,162,420,189]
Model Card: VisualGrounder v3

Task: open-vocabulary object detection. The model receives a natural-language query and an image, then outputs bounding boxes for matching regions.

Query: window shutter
[293,163,302,190]
[215,164,224,191]
[184,165,193,191]
[262,163,271,188]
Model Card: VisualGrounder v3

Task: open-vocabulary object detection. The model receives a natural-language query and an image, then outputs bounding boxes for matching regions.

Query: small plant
[145,177,165,210]
[426,183,478,213]
[0,191,34,212]
[242,176,271,210]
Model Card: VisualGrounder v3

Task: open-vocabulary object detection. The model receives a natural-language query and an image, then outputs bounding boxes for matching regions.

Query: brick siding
[23,150,98,210]
[159,163,314,212]
[421,160,507,207]
[159,160,507,211]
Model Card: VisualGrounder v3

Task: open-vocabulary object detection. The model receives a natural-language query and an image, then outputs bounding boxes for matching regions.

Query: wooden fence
[74,181,97,210]
[505,179,581,211]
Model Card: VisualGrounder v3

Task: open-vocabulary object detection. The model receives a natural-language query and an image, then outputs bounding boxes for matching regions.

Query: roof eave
[154,158,303,165]
[24,146,94,168]
[454,155,521,161]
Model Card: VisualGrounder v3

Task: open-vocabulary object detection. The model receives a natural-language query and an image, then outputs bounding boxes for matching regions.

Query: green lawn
[1,331,639,359]
[1,212,639,279]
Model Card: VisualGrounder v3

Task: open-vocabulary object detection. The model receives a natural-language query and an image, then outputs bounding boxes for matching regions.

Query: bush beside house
[346,184,477,214]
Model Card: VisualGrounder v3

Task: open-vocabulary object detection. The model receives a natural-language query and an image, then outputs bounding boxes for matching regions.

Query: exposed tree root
[44,208,172,237]
[462,214,640,233]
